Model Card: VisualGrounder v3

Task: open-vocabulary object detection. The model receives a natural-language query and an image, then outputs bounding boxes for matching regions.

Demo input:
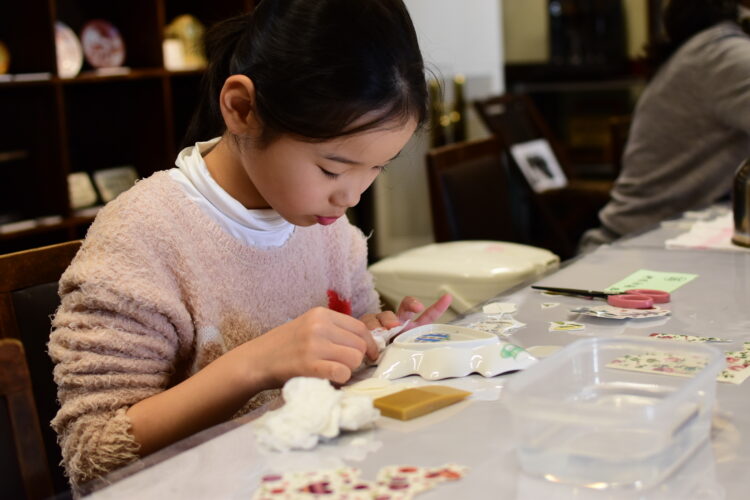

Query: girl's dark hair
[183,0,427,148]
[644,0,738,76]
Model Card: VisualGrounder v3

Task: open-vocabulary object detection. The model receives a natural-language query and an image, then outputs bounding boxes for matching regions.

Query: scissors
[531,286,670,309]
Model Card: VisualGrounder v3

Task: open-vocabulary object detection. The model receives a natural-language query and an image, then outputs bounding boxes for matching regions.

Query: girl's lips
[316,216,340,225]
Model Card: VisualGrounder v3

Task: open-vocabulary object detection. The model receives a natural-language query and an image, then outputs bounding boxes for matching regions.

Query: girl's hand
[360,294,453,331]
[250,307,379,386]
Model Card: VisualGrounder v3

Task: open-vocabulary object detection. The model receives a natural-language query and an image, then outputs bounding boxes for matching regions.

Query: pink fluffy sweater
[48,171,380,486]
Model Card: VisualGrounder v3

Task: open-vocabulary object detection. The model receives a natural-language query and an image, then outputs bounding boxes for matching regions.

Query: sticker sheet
[607,352,707,378]
[571,305,671,320]
[252,464,467,500]
[606,343,750,385]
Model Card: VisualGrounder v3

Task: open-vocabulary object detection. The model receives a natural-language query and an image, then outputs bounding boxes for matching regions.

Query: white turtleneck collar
[169,137,295,248]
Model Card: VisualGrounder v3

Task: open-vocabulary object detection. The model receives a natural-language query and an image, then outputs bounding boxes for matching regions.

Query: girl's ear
[219,75,260,136]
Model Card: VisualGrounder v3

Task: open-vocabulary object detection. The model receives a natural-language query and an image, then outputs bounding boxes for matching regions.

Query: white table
[84,242,750,500]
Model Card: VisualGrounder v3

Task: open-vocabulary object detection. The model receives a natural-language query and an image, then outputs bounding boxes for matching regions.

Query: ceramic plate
[55,21,83,78]
[81,19,126,68]
[373,324,537,380]
[0,41,10,74]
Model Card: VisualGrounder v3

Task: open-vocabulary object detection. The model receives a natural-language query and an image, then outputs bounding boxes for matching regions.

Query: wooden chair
[473,93,613,258]
[0,240,82,498]
[426,137,522,244]
[0,339,54,500]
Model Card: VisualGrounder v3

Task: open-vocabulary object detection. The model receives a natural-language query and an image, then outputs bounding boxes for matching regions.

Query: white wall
[374,0,505,258]
[503,0,549,63]
[503,0,649,64]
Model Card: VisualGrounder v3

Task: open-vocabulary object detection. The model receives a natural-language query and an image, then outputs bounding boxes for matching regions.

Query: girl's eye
[375,165,389,174]
[318,166,339,179]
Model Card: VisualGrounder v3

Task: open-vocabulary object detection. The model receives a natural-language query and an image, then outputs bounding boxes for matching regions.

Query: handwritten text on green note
[605,269,698,294]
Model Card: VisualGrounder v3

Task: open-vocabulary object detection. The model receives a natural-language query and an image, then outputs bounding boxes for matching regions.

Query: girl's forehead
[314,120,417,159]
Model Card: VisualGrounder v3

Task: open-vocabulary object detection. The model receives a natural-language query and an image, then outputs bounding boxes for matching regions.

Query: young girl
[49,0,451,488]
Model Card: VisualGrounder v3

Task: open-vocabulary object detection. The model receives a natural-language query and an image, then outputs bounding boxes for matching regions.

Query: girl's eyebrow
[323,151,402,165]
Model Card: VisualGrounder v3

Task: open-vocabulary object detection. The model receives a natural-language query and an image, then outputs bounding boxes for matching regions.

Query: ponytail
[182,14,252,147]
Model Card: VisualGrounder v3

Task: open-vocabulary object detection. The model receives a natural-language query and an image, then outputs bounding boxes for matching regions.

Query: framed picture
[509,139,567,193]
[92,166,139,202]
[67,171,98,209]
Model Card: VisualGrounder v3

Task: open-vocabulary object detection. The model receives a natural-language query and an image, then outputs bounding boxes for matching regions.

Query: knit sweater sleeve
[48,186,194,487]
[341,223,381,318]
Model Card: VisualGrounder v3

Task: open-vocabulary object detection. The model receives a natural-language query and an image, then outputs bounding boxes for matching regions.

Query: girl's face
[240,118,417,227]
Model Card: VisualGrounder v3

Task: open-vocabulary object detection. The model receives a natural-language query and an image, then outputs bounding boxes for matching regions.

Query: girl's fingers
[412,294,453,327]
[330,312,379,360]
[309,359,352,384]
[360,313,382,331]
[325,325,369,355]
[375,310,400,329]
[321,342,367,372]
[397,296,425,322]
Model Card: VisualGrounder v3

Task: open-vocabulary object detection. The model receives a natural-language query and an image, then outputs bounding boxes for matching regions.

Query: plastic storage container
[503,337,725,490]
[368,241,559,321]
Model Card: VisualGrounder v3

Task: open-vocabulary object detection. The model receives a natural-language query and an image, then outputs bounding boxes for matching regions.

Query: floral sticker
[549,321,586,332]
[571,305,671,320]
[467,318,526,337]
[649,333,732,343]
[718,349,750,385]
[501,343,526,359]
[482,302,517,315]
[252,464,467,499]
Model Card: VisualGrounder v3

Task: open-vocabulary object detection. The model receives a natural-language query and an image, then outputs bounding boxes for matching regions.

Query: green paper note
[605,269,698,294]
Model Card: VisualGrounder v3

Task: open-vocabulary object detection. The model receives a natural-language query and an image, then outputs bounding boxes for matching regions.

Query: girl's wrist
[229,338,279,395]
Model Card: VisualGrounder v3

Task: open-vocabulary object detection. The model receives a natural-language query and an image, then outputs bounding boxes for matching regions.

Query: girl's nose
[332,187,362,208]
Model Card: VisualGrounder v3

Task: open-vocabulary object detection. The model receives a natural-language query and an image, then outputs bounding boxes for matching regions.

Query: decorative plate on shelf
[164,14,207,70]
[55,21,83,78]
[0,41,10,74]
[372,324,538,381]
[81,19,126,68]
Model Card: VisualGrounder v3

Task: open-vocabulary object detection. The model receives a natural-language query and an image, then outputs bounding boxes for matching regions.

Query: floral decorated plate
[55,21,83,78]
[81,19,126,68]
[372,324,537,380]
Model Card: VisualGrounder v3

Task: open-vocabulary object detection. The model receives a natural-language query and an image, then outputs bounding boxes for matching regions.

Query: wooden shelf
[0,215,96,241]
[60,67,167,84]
[0,0,255,255]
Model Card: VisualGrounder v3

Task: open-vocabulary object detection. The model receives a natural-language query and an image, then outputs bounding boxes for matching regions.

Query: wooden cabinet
[0,0,254,253]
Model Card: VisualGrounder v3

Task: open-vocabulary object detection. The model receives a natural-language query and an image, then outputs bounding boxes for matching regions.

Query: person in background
[48,0,451,490]
[741,0,750,32]
[579,0,750,251]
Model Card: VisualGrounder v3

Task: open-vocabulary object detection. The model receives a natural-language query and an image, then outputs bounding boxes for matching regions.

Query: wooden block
[373,385,471,420]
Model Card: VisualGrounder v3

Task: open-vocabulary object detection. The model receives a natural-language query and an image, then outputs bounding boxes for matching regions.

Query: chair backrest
[0,339,54,500]
[474,93,573,180]
[0,240,82,498]
[474,93,615,259]
[426,137,521,243]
